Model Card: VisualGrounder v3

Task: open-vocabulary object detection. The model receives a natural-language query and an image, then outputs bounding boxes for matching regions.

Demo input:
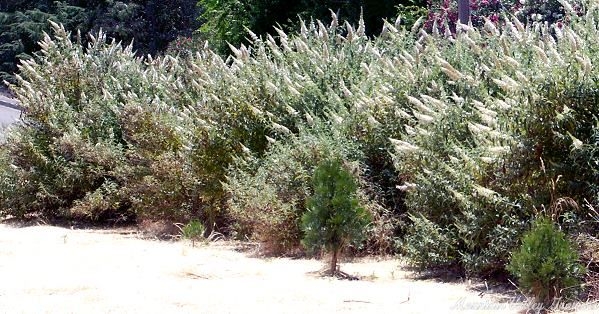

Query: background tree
[0,1,87,83]
[0,0,200,84]
[102,0,200,56]
[301,158,370,275]
[197,0,425,54]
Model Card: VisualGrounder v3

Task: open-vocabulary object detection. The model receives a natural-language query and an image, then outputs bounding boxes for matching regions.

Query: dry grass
[0,223,593,313]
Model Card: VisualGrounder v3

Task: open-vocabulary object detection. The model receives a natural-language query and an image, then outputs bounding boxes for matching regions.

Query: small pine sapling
[301,158,370,276]
[180,220,205,247]
[508,216,584,306]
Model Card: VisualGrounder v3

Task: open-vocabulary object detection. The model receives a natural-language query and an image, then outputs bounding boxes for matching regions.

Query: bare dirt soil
[0,223,593,313]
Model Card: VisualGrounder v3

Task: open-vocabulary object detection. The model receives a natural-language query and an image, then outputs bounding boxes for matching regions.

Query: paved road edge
[0,99,22,111]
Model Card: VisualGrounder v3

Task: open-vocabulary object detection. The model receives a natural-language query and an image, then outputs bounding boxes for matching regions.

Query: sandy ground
[0,223,530,314]
[0,224,596,314]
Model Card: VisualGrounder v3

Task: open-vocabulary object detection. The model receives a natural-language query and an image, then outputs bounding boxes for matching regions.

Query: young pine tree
[508,217,584,306]
[301,158,370,276]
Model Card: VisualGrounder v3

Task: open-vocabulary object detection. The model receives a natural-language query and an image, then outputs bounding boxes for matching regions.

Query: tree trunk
[458,0,470,25]
[330,249,338,275]
[146,1,158,55]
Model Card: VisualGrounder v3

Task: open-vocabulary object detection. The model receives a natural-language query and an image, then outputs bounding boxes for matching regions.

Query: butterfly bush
[1,2,598,282]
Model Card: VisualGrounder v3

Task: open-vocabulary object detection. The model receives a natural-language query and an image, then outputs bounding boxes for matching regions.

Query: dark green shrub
[301,158,371,275]
[402,214,457,270]
[225,124,363,254]
[226,118,400,255]
[508,217,584,305]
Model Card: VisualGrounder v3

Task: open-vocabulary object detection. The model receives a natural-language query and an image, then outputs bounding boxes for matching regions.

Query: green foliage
[1,23,198,222]
[516,0,573,24]
[301,158,370,274]
[508,217,584,305]
[197,0,423,54]
[0,0,200,83]
[402,214,457,269]
[226,124,363,254]
[0,149,24,218]
[0,3,76,83]
[181,219,205,247]
[389,2,599,275]
[396,0,428,28]
[3,0,599,287]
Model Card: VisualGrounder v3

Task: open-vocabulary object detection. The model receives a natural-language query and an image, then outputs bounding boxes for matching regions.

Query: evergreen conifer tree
[302,158,370,275]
